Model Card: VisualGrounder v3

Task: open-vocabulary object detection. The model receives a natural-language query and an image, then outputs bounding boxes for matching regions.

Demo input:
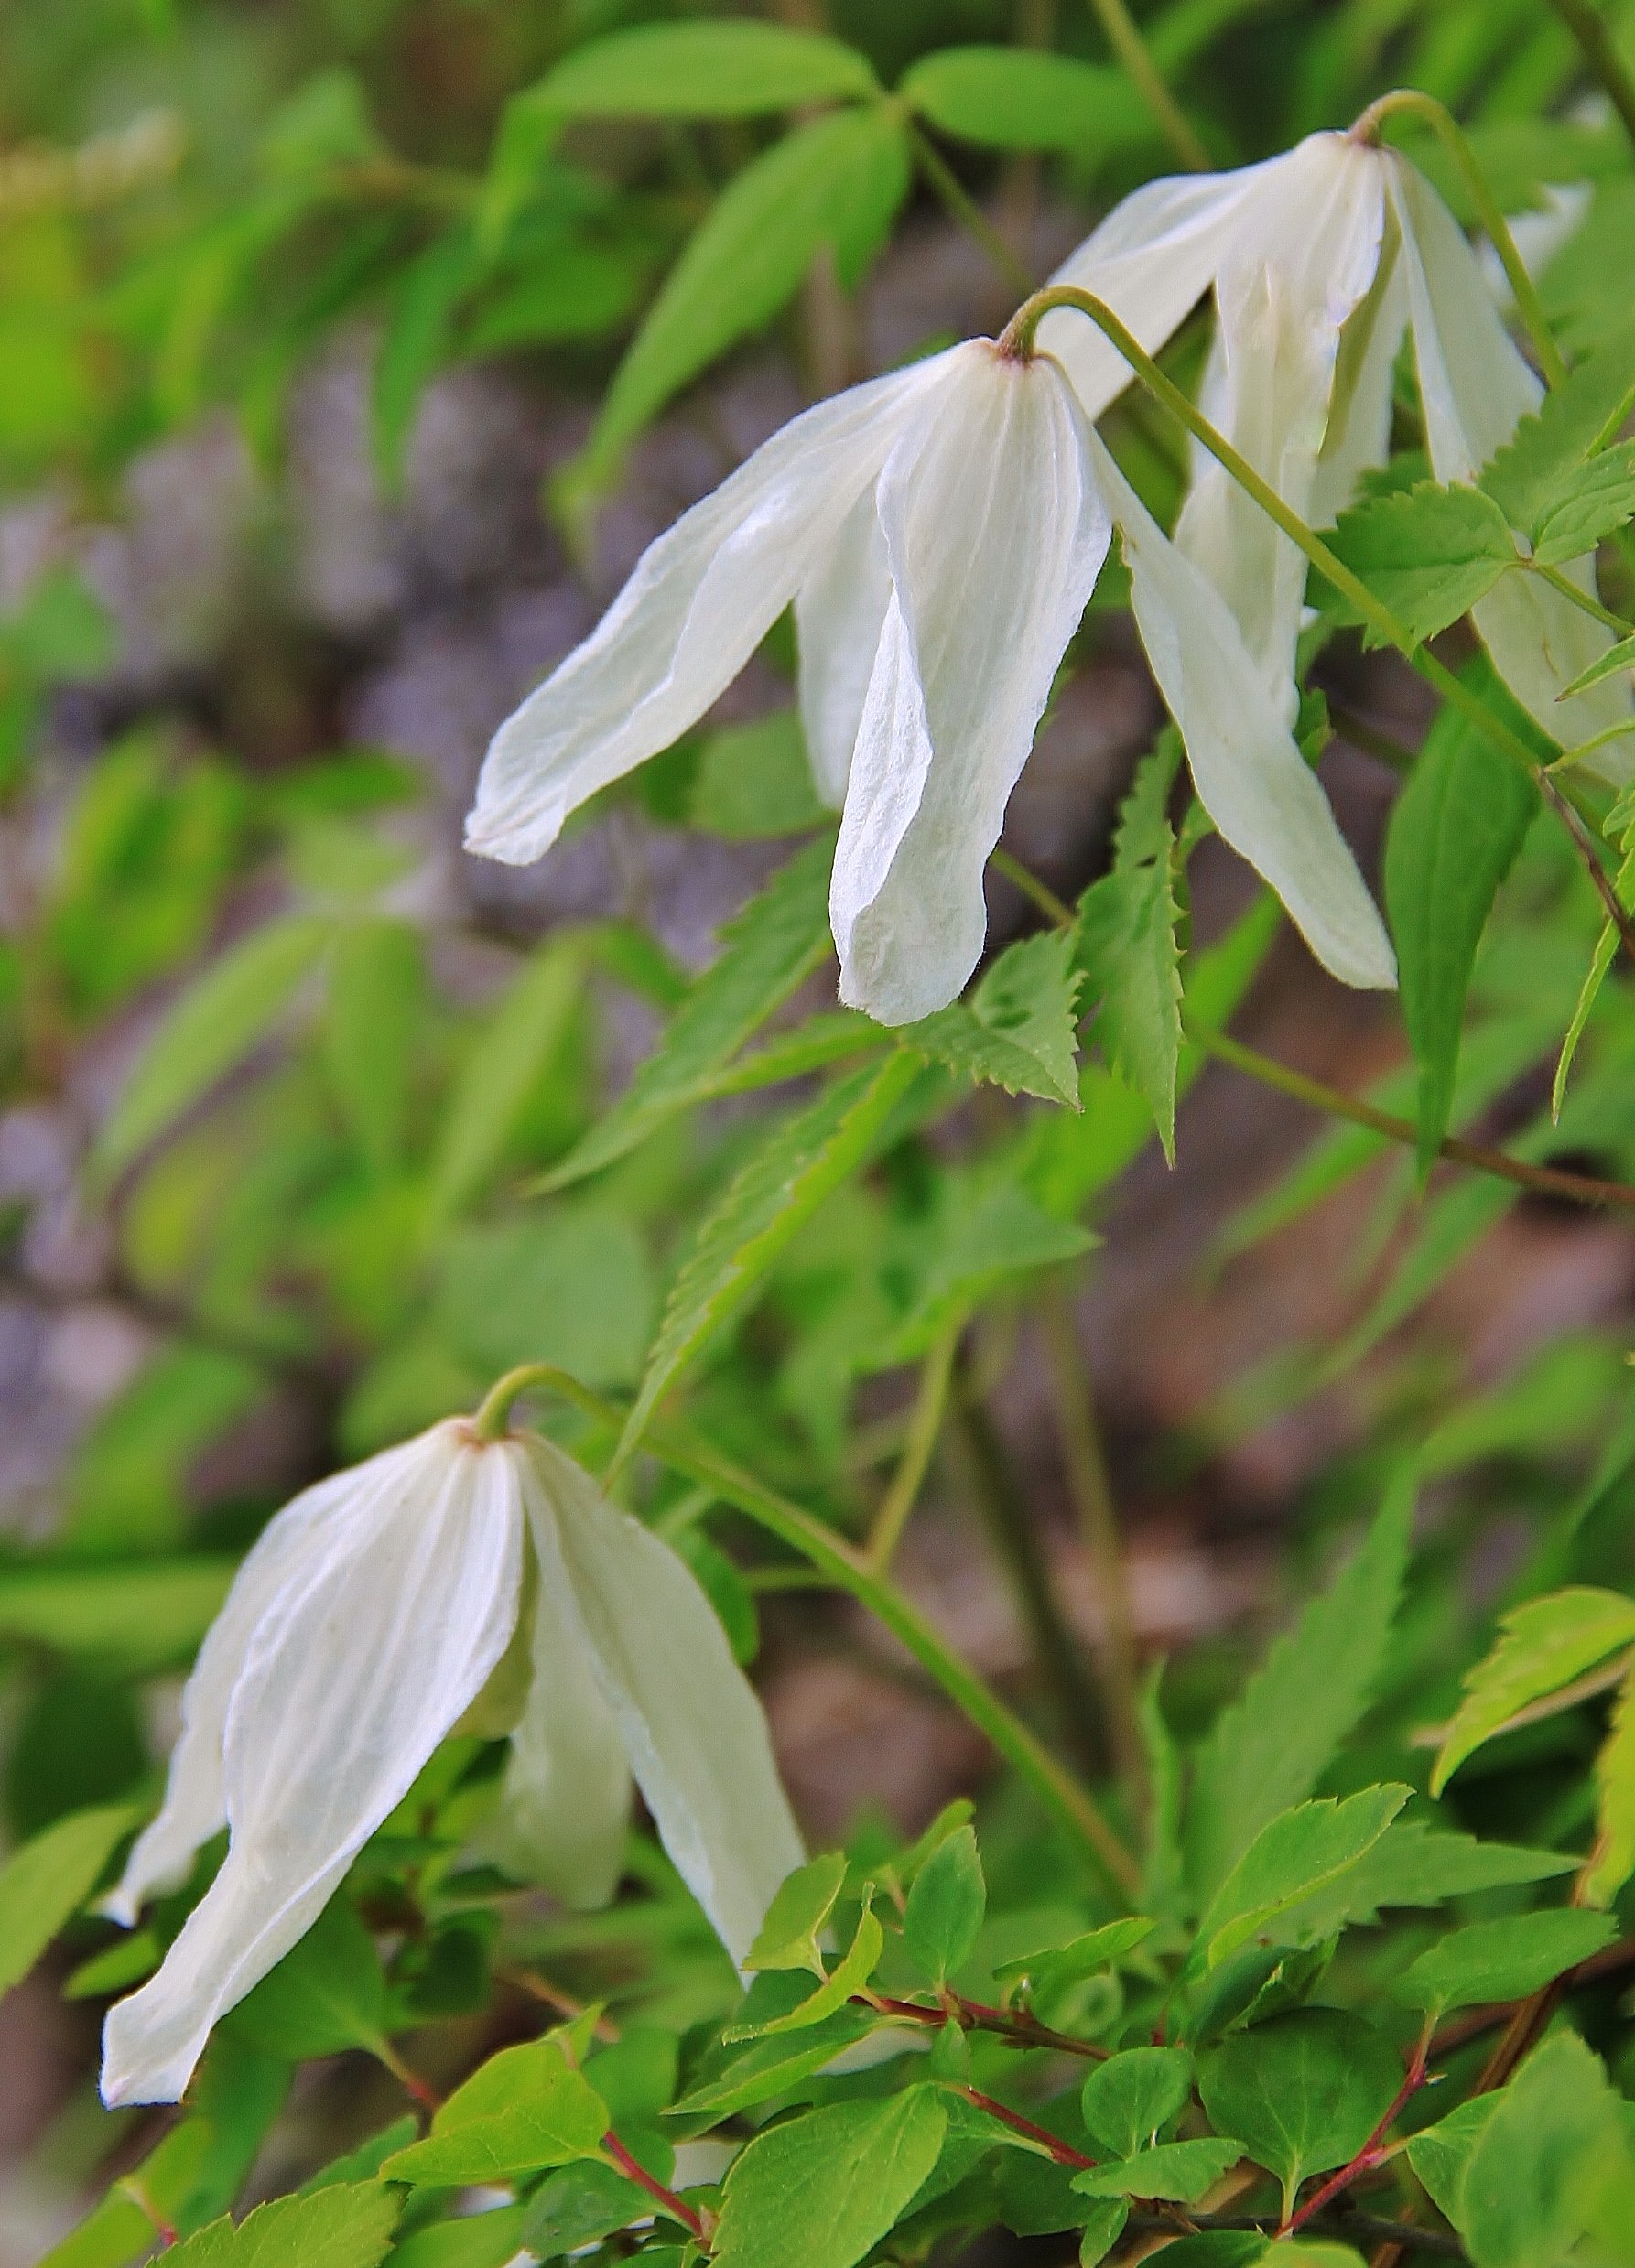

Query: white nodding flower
[99,1418,803,2110]
[1126,131,1631,774]
[468,333,1395,1021]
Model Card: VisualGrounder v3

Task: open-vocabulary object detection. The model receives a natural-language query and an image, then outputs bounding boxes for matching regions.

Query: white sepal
[1093,429,1397,991]
[831,344,1111,1024]
[795,490,893,808]
[524,1437,804,1971]
[101,1425,526,2108]
[464,354,957,866]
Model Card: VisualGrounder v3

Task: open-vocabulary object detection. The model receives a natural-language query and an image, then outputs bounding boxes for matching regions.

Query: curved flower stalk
[1099,131,1631,771]
[99,1419,802,2109]
[468,334,1394,1019]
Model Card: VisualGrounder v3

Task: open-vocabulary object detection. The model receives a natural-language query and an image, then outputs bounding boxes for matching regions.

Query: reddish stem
[959,2085,1098,2172]
[603,2128,709,2244]
[866,1991,1110,2061]
[1284,2043,1431,2234]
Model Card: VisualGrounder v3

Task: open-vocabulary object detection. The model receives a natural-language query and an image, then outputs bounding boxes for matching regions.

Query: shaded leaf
[528,22,877,119]
[1586,1658,1635,1906]
[96,914,331,1181]
[619,1052,916,1456]
[901,47,1145,154]
[0,1803,135,1999]
[1383,667,1536,1166]
[383,2036,608,2185]
[1185,1484,1413,1903]
[546,837,835,1191]
[1080,2047,1193,2159]
[1074,2137,1241,2203]
[1530,438,1635,564]
[1197,2010,1402,2214]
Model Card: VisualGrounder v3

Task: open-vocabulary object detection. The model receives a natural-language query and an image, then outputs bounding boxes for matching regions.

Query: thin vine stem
[1082,0,1211,171]
[1191,1023,1635,1212]
[866,1322,960,1570]
[866,1988,1110,2061]
[601,2129,709,2243]
[905,120,1037,298]
[1533,556,1632,635]
[469,1364,1141,1892]
[1545,0,1635,150]
[1348,88,1566,387]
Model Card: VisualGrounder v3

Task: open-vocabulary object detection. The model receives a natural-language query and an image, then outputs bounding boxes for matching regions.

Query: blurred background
[3,3,1635,2258]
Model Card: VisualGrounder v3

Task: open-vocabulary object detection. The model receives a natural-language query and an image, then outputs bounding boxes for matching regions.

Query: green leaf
[1077,853,1182,1160]
[881,1175,1094,1362]
[1479,313,1635,533]
[1405,2092,1501,2226]
[586,106,907,473]
[909,930,1083,1107]
[1431,1584,1635,1793]
[166,2186,399,2268]
[0,1801,135,1998]
[619,1051,916,1456]
[382,2036,608,2185]
[529,22,877,119]
[226,1896,388,2062]
[428,935,583,1223]
[668,2006,876,2120]
[1269,1820,1575,1942]
[1327,481,1517,643]
[711,2087,948,2268]
[386,2208,530,2268]
[746,1852,849,1979]
[690,709,828,839]
[323,920,423,1172]
[1383,670,1536,1166]
[1456,2030,1627,2268]
[900,47,1145,154]
[1080,2047,1194,2159]
[1078,2201,1132,2264]
[1196,1786,1409,1970]
[733,1896,883,2039]
[1074,2137,1242,2203]
[1185,1483,1413,1903]
[1558,628,1635,701]
[992,1917,1156,1995]
[1392,1907,1617,2014]
[1586,1658,1635,1906]
[0,1557,234,1668]
[903,1824,986,1987]
[373,230,475,491]
[435,1205,655,1389]
[95,913,331,1181]
[1197,2010,1402,2217]
[1530,438,1635,564]
[546,837,835,1191]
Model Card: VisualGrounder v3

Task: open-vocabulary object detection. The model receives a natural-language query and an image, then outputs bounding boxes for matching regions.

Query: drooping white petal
[1388,155,1632,772]
[831,343,1111,1024]
[795,490,893,807]
[102,1460,374,1926]
[1309,232,1409,527]
[488,1551,632,1911]
[524,1438,803,1971]
[1175,134,1386,714]
[101,1425,526,2108]
[1040,162,1276,421]
[464,354,958,865]
[1095,429,1396,990]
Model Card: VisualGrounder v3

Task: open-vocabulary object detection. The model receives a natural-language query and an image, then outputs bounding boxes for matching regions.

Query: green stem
[1190,1023,1635,1211]
[1545,0,1635,151]
[1535,770,1635,966]
[905,120,1037,299]
[1350,88,1567,387]
[1039,1287,1147,1809]
[996,285,1561,791]
[866,1323,960,1571]
[953,1371,1106,1780]
[1083,0,1211,171]
[1534,556,1633,635]
[477,1366,1140,1891]
[991,845,1077,929]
